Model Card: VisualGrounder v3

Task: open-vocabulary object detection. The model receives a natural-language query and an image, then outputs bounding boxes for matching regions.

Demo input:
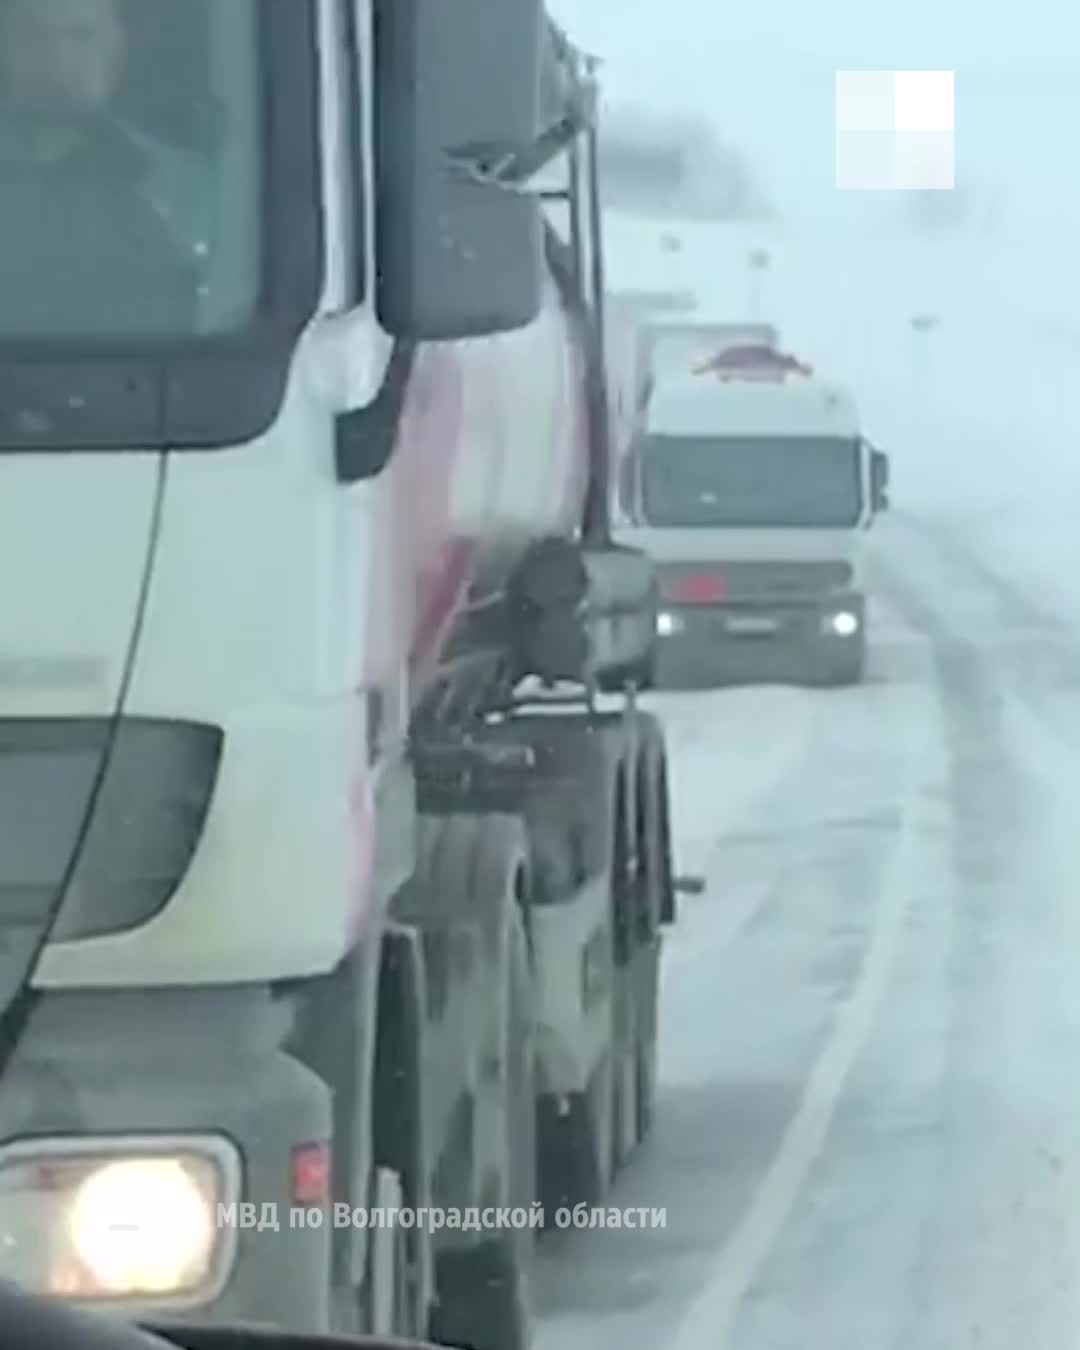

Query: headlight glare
[822,610,859,637]
[0,1137,239,1305]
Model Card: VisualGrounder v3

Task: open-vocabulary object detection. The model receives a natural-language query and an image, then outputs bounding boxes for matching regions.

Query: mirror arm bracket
[446,98,596,192]
[445,22,598,192]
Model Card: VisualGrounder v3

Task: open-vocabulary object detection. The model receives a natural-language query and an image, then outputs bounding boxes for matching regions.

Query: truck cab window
[0,0,261,340]
[641,434,863,529]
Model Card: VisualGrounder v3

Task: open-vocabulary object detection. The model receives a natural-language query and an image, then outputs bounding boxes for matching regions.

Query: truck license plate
[726,615,778,636]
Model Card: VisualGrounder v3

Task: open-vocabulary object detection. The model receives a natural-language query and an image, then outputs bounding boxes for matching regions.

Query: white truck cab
[615,348,890,686]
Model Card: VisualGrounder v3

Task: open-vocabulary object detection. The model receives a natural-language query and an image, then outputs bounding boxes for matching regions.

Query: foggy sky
[551,0,1080,232]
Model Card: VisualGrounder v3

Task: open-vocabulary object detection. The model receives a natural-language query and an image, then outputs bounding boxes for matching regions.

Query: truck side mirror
[373,0,544,340]
[869,446,890,512]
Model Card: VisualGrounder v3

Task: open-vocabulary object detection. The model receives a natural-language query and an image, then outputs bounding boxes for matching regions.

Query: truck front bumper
[654,592,866,686]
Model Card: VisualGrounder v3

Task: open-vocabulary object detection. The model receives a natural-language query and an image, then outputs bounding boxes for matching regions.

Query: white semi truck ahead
[0,3,675,1347]
[615,341,890,686]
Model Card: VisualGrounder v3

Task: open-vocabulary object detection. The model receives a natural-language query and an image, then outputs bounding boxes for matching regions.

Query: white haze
[548,0,1080,625]
[551,0,1080,238]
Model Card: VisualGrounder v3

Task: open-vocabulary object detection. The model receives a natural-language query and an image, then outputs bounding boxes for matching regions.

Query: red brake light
[665,573,729,604]
[290,1141,331,1206]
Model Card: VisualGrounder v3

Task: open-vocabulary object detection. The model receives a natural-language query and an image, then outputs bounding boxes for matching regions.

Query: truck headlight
[657,610,683,636]
[0,1136,239,1305]
[822,610,859,637]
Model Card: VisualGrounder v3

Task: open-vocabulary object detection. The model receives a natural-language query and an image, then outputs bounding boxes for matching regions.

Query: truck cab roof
[646,370,861,440]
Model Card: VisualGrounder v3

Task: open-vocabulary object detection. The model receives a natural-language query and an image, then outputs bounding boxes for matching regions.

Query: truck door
[0,0,245,1018]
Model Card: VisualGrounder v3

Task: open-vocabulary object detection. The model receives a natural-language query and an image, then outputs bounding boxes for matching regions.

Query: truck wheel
[632,715,669,1144]
[655,756,676,927]
[634,938,661,1143]
[541,1053,615,1210]
[429,856,536,1350]
[611,780,642,1173]
[612,968,638,1172]
[369,929,431,1340]
[623,720,665,1153]
[612,944,660,1163]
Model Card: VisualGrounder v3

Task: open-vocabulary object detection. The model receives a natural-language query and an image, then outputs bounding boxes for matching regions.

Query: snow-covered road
[535,503,1080,1350]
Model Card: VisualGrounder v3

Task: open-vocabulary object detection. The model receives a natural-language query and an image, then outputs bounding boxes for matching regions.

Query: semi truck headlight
[823,610,859,637]
[0,1137,239,1305]
[657,610,683,636]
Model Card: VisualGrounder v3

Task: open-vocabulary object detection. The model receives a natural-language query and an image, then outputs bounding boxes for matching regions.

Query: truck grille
[660,560,852,603]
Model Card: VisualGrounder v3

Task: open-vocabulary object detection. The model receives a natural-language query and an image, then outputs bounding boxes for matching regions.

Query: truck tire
[614,955,661,1168]
[634,713,673,939]
[635,977,659,1142]
[370,929,431,1339]
[617,714,667,1159]
[633,742,664,1147]
[655,755,676,927]
[611,783,638,1174]
[611,714,670,1160]
[428,824,536,1350]
[540,1054,615,1215]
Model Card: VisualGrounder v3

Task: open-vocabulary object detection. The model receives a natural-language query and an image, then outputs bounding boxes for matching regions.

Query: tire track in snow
[665,706,931,1350]
[865,531,1080,1350]
[715,511,1080,1350]
[884,510,1080,740]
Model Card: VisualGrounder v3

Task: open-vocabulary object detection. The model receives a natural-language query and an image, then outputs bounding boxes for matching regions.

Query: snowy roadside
[645,688,812,875]
[748,252,1080,634]
[865,320,1080,633]
[640,687,813,970]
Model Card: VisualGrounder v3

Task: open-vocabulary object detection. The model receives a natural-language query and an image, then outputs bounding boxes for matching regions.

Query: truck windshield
[640,433,862,528]
[0,0,261,340]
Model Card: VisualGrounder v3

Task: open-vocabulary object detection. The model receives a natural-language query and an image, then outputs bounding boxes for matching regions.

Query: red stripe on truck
[346,286,591,941]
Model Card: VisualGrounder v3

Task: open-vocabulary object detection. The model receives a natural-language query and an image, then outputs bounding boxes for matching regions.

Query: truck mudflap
[0,987,332,1331]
